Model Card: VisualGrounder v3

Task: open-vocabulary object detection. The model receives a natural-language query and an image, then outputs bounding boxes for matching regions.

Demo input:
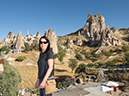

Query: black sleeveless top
[37,50,54,79]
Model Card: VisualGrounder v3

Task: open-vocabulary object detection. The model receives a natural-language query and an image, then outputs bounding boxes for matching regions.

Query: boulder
[14,31,24,49]
[44,29,58,54]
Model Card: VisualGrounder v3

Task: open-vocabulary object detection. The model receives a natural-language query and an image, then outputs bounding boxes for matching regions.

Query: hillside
[1,28,129,89]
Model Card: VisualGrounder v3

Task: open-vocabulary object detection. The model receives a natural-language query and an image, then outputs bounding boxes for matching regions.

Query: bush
[55,44,66,62]
[56,77,73,89]
[75,63,87,73]
[115,48,121,54]
[54,54,59,59]
[85,52,91,59]
[122,46,129,52]
[32,44,39,51]
[112,59,118,63]
[0,46,10,54]
[56,81,63,89]
[125,53,129,63]
[102,51,112,56]
[24,42,31,51]
[108,68,115,73]
[92,58,98,62]
[87,63,96,67]
[110,49,114,53]
[0,59,21,96]
[75,53,82,60]
[69,59,78,73]
[97,62,104,68]
[16,56,27,61]
[105,60,116,67]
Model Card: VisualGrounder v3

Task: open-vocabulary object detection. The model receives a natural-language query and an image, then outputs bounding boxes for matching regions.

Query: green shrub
[110,49,114,53]
[75,63,87,73]
[112,59,118,63]
[29,87,39,94]
[32,44,39,51]
[85,52,91,59]
[0,59,21,96]
[80,50,86,54]
[87,63,96,67]
[115,48,121,54]
[0,46,10,54]
[97,62,104,68]
[24,42,31,51]
[105,61,116,67]
[102,51,112,56]
[108,68,115,72]
[124,53,129,63]
[75,53,82,60]
[54,54,59,59]
[56,44,66,62]
[122,46,129,52]
[69,59,78,73]
[56,81,63,89]
[16,56,27,61]
[92,58,98,62]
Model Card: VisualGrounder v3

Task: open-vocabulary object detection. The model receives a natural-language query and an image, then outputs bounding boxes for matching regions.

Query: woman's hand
[35,79,39,89]
[39,81,46,89]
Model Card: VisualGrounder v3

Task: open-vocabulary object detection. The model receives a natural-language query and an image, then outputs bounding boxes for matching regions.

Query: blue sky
[0,0,129,40]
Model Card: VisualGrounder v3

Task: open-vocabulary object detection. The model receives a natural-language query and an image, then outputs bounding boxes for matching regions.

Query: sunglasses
[40,41,48,44]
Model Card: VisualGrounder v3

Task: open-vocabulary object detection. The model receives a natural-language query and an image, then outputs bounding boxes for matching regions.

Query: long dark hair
[39,36,50,53]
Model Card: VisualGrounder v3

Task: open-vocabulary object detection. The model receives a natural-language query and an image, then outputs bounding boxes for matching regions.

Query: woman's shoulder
[46,49,54,59]
[47,49,53,54]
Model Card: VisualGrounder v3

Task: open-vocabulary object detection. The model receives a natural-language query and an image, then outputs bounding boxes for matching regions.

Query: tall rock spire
[14,31,24,49]
[44,28,58,54]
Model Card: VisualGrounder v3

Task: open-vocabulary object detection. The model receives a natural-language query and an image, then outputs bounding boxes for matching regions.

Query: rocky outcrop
[33,31,41,45]
[78,31,80,36]
[44,29,58,54]
[4,31,14,44]
[75,38,82,46]
[81,13,121,47]
[14,31,24,49]
[66,38,73,47]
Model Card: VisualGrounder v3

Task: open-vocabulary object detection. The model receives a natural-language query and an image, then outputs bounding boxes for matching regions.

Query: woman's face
[40,38,48,52]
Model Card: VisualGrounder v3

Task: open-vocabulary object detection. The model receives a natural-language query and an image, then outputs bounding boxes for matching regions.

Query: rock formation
[4,31,14,43]
[66,38,73,47]
[75,38,82,46]
[78,31,80,36]
[80,13,121,47]
[14,31,24,49]
[33,31,41,45]
[44,29,58,54]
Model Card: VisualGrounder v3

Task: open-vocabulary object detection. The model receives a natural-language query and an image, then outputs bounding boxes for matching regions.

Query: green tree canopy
[69,59,78,73]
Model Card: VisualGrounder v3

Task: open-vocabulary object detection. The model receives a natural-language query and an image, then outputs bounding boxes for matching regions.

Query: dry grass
[3,50,74,89]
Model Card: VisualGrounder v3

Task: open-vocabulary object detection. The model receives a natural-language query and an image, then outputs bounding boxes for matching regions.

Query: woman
[35,36,54,96]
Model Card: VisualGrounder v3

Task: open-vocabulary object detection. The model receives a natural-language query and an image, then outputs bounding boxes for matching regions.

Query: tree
[0,46,10,54]
[69,59,78,73]
[0,59,21,96]
[24,42,30,51]
[75,63,87,73]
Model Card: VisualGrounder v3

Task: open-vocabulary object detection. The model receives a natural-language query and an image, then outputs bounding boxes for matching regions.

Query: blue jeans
[39,79,52,96]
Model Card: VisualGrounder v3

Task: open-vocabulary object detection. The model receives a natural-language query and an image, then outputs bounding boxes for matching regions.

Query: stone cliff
[81,13,121,47]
